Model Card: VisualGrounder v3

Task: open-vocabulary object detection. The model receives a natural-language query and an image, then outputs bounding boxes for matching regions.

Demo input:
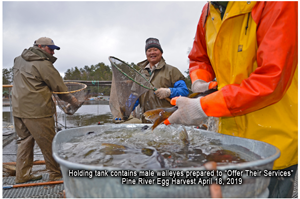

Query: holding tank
[53,124,280,198]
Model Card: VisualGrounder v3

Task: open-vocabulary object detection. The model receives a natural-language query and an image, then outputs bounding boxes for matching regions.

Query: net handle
[109,56,170,102]
[52,82,87,94]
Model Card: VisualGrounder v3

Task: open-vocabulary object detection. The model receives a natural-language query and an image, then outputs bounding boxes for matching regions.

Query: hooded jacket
[189,2,297,169]
[137,58,187,122]
[12,46,70,118]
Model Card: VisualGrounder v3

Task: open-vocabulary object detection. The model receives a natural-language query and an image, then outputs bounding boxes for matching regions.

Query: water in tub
[58,125,262,169]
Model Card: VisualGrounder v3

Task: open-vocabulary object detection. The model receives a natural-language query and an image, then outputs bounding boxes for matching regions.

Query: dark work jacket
[12,46,69,118]
[136,58,186,123]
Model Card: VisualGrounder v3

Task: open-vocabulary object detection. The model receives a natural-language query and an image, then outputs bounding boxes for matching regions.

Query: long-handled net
[52,82,89,115]
[109,56,155,121]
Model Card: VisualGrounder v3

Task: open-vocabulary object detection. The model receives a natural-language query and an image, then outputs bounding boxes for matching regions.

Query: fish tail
[179,126,190,146]
[150,116,167,130]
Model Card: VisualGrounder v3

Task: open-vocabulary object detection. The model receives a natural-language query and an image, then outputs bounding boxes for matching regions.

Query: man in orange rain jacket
[165,2,297,197]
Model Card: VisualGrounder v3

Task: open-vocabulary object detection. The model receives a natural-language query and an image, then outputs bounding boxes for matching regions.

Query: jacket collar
[137,57,166,71]
[210,1,256,21]
[222,1,256,19]
[29,46,57,63]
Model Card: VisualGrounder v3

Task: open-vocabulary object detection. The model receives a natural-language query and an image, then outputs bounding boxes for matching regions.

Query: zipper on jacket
[245,13,250,35]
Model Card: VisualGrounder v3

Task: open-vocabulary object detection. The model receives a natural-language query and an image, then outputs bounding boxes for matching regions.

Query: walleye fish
[143,88,218,130]
[100,143,166,168]
[100,143,128,155]
[179,126,189,146]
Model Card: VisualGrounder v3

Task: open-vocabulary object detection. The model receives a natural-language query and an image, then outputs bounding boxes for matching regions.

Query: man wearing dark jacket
[12,37,78,183]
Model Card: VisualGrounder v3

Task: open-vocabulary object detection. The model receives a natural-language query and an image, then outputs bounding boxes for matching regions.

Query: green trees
[64,67,82,80]
[64,62,112,96]
[3,68,12,85]
[64,62,112,81]
[2,68,13,98]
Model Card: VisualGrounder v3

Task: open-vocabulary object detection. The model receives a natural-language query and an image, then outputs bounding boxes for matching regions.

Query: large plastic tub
[53,124,280,198]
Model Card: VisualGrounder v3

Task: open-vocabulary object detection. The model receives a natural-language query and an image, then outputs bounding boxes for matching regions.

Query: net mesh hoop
[52,82,87,94]
[109,56,156,91]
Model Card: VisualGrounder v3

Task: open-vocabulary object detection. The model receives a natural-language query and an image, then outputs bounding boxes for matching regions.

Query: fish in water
[101,143,127,149]
[141,147,165,168]
[141,125,150,131]
[86,131,95,135]
[179,126,189,146]
[206,150,246,164]
[100,143,128,155]
[143,88,218,130]
[100,143,166,168]
[141,147,155,156]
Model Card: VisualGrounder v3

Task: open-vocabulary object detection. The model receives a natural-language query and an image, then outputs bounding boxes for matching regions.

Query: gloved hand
[164,97,207,126]
[192,79,218,93]
[155,88,171,99]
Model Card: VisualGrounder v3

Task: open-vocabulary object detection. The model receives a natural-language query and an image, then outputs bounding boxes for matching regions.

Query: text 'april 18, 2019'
[67,169,294,187]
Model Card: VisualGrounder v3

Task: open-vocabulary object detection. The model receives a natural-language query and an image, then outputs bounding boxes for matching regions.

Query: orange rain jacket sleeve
[189,3,215,84]
[189,2,298,117]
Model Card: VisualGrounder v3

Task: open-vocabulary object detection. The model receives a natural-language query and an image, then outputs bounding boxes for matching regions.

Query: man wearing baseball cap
[34,37,60,54]
[12,37,79,183]
[35,37,60,49]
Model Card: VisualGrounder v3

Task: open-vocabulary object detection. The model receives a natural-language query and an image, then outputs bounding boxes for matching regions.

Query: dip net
[53,82,89,115]
[109,56,153,120]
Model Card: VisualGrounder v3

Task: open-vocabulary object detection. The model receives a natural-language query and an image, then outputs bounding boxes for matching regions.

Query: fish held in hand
[143,107,177,130]
[143,88,218,130]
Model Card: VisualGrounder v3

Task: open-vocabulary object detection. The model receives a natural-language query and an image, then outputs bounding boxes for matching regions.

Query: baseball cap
[34,37,60,50]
